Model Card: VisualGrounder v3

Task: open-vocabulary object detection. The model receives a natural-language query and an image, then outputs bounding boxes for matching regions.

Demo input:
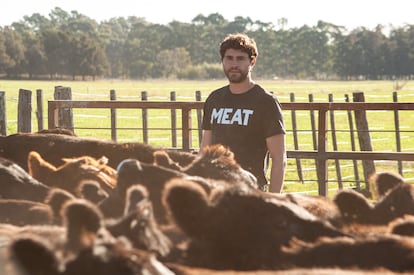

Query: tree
[0,31,12,73]
[2,27,25,76]
[41,28,70,78]
[157,47,191,78]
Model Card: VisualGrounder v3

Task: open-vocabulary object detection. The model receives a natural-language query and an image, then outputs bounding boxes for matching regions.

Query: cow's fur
[281,235,414,272]
[99,158,212,222]
[162,178,346,270]
[0,157,50,202]
[333,188,373,224]
[0,199,53,226]
[43,188,76,225]
[28,151,117,195]
[106,185,172,257]
[371,171,405,199]
[155,144,259,189]
[0,132,196,171]
[77,181,109,204]
[334,183,414,226]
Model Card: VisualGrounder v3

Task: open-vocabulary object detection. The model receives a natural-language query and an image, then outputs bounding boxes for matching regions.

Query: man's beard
[225,69,249,83]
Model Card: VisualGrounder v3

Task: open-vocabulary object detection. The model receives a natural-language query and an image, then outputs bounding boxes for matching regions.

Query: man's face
[222,49,255,83]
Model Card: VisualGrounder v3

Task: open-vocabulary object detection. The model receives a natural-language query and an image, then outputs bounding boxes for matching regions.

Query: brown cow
[280,235,414,272]
[106,185,172,258]
[154,144,259,189]
[162,178,346,270]
[0,132,196,171]
[371,171,405,199]
[334,182,414,227]
[99,158,213,222]
[8,201,174,275]
[28,151,117,195]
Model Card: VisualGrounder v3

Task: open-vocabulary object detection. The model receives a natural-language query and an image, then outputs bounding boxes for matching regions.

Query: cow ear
[162,178,209,238]
[28,151,57,177]
[9,236,62,275]
[97,156,109,165]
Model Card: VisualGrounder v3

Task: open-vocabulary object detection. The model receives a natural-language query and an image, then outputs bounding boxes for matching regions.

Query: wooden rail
[48,100,414,196]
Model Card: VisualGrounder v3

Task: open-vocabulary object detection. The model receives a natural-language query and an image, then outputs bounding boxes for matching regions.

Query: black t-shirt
[202,84,285,185]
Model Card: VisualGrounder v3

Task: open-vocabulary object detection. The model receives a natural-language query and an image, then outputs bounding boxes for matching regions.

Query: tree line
[0,7,413,80]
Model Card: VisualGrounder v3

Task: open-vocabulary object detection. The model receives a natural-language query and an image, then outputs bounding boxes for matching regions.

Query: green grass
[1,79,414,196]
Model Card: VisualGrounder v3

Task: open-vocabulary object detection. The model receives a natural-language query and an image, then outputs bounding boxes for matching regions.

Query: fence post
[0,91,6,135]
[290,93,304,183]
[54,86,74,131]
[170,91,177,148]
[393,91,403,175]
[345,94,361,189]
[329,93,343,189]
[316,107,329,196]
[110,89,117,141]
[141,91,148,144]
[18,89,32,133]
[36,89,43,131]
[353,91,375,191]
[195,90,203,147]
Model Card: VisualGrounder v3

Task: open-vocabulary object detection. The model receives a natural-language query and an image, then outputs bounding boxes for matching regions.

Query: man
[200,33,286,192]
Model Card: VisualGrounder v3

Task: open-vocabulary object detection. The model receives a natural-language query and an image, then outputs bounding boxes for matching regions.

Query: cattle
[77,181,109,204]
[99,158,213,222]
[28,151,117,195]
[270,192,342,224]
[43,188,76,224]
[123,184,150,215]
[333,181,414,230]
[8,235,62,275]
[106,185,172,258]
[373,182,414,224]
[0,157,50,202]
[0,199,53,226]
[280,235,414,272]
[333,188,373,225]
[62,199,114,256]
[0,132,196,172]
[371,171,405,199]
[162,178,346,270]
[389,215,414,237]
[155,144,258,189]
[7,202,175,275]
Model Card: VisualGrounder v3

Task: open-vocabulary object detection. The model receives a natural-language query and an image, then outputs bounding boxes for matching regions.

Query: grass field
[1,79,414,196]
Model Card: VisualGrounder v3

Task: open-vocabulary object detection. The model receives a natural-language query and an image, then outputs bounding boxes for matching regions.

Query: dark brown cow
[28,151,117,195]
[106,185,172,258]
[371,171,405,199]
[0,132,196,171]
[8,201,174,275]
[333,188,374,225]
[99,158,213,222]
[0,157,50,202]
[162,178,346,270]
[334,183,414,226]
[77,181,109,204]
[280,235,414,272]
[155,144,258,189]
[0,199,53,226]
[43,188,76,225]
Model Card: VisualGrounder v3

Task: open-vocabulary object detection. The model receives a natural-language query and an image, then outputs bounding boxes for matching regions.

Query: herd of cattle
[0,131,414,274]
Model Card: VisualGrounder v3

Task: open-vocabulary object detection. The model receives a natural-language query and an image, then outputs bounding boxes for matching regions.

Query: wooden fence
[3,86,414,196]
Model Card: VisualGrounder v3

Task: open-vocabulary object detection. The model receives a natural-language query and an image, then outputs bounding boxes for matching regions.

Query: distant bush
[178,63,223,80]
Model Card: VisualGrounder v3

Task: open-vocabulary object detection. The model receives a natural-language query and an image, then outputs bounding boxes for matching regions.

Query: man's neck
[229,80,255,94]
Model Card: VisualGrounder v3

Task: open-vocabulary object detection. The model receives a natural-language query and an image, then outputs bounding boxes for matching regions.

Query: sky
[2,0,414,31]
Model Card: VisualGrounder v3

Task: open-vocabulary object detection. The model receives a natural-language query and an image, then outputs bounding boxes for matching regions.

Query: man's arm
[266,133,286,193]
[199,130,213,153]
